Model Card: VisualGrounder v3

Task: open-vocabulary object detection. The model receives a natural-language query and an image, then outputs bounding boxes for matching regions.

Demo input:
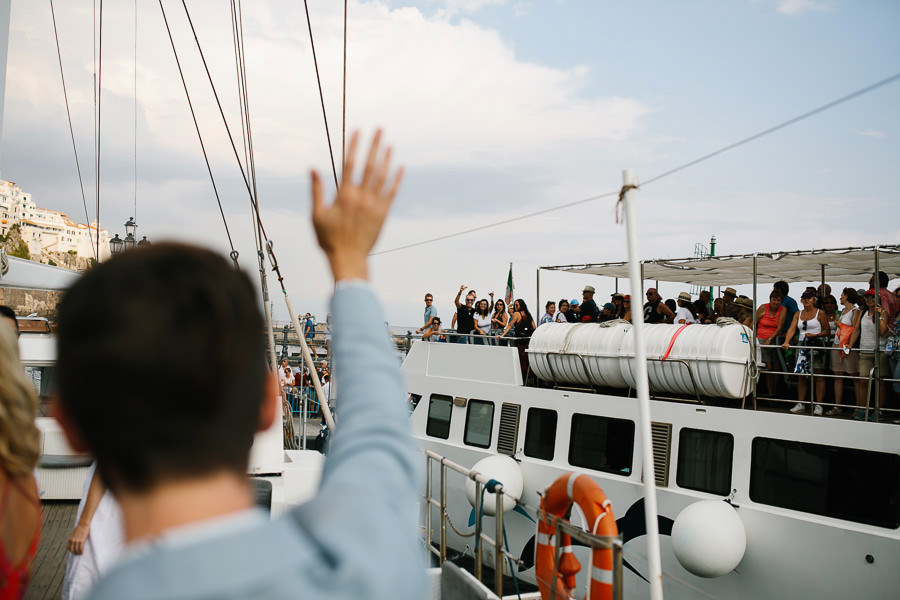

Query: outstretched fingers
[361,129,383,190]
[340,131,360,190]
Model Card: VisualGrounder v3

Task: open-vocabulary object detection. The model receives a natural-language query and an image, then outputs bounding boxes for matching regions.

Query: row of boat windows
[425,394,900,529]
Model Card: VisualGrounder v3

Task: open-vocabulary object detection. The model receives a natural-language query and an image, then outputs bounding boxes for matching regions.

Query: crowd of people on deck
[415,274,900,418]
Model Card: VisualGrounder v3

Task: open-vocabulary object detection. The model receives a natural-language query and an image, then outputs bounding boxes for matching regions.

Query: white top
[797,309,823,342]
[674,306,698,324]
[554,311,568,323]
[474,313,492,331]
[859,310,888,352]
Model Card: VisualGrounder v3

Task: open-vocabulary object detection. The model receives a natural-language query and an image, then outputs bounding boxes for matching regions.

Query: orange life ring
[535,472,617,600]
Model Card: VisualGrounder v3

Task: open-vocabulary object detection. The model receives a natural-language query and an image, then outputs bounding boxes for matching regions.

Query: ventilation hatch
[496,403,520,455]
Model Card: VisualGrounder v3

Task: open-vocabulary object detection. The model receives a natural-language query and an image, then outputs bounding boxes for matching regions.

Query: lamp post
[109,217,148,257]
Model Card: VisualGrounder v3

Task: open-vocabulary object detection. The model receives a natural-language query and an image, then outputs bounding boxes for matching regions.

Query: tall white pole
[622,169,664,600]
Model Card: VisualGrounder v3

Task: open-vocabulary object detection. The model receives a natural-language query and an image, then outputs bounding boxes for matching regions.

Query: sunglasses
[802,321,807,331]
[424,299,432,302]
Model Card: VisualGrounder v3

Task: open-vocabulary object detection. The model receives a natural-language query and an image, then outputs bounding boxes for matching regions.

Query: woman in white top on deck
[472,298,493,344]
[782,290,829,415]
[555,299,570,323]
[673,292,698,324]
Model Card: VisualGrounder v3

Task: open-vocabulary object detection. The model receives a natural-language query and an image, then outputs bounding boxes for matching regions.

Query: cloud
[774,0,831,16]
[858,129,886,139]
[441,0,507,18]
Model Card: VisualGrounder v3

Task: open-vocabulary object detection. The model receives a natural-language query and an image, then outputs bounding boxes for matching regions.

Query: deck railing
[422,449,624,599]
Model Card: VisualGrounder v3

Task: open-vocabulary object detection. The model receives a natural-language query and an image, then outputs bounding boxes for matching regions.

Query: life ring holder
[535,472,618,600]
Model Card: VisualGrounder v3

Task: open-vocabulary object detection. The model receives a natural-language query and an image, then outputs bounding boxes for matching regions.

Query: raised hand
[311,130,403,281]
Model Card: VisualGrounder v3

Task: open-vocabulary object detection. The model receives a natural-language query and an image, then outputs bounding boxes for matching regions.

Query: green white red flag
[505,263,514,305]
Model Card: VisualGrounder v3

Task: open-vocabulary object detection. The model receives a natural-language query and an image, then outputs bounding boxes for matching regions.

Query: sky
[2,0,899,329]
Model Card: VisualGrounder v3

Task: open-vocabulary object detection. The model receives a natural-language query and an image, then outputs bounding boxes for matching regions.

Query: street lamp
[109,217,149,258]
[109,234,124,256]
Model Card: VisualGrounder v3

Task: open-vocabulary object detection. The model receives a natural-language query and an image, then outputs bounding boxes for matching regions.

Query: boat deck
[26,501,78,600]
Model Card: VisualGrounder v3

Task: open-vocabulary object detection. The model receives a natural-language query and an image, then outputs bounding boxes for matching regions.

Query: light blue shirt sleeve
[290,281,426,599]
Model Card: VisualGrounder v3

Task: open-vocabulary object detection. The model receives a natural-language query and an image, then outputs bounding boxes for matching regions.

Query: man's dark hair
[0,305,17,330]
[774,280,789,296]
[877,271,889,288]
[56,244,267,493]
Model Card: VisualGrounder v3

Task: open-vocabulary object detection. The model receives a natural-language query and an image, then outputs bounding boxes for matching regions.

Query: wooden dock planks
[25,501,78,600]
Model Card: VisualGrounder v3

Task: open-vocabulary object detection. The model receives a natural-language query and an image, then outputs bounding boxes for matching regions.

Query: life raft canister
[535,472,618,600]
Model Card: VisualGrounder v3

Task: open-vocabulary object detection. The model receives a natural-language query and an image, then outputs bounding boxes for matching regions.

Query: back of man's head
[56,243,267,494]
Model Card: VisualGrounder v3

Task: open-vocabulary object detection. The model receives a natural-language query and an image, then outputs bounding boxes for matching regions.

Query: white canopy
[541,245,900,286]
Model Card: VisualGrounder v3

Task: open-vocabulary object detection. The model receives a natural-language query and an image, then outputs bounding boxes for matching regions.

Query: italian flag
[505,263,514,305]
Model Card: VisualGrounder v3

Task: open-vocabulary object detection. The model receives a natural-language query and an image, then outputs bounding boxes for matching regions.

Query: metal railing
[754,342,899,422]
[423,449,624,599]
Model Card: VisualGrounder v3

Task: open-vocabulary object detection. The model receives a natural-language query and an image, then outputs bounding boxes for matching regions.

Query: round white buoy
[671,500,746,578]
[464,455,524,516]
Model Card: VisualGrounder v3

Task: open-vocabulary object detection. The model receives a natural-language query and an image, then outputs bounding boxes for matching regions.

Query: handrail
[422,449,624,599]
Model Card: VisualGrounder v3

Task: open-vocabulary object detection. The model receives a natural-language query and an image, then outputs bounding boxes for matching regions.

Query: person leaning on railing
[782,290,829,415]
[755,290,786,396]
[848,289,891,420]
[829,288,862,415]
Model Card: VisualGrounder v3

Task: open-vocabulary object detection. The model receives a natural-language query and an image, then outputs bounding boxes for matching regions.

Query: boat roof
[540,244,900,286]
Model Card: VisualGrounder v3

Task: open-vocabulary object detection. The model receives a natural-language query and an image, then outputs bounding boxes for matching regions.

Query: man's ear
[258,371,279,432]
[49,396,90,454]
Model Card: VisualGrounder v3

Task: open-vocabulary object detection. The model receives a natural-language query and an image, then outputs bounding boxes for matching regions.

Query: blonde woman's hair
[0,324,40,478]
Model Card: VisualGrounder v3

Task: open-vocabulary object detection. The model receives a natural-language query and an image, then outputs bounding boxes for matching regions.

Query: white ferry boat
[408,245,900,599]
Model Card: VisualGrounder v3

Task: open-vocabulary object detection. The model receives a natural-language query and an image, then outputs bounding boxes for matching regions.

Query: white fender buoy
[672,500,746,578]
[465,455,524,516]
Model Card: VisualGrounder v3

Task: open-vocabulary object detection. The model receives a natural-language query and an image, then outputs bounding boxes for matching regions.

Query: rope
[49,0,93,260]
[615,183,639,224]
[370,190,619,256]
[444,512,476,538]
[302,0,339,190]
[157,0,238,262]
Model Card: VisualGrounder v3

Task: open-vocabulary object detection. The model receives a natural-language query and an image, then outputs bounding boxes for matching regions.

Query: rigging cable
[370,70,900,257]
[48,0,94,260]
[156,0,238,263]
[94,0,103,262]
[302,0,339,190]
[176,0,268,245]
[175,0,336,432]
[342,0,348,168]
[133,0,138,223]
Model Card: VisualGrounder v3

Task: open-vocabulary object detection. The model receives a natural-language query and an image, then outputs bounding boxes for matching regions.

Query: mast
[0,0,11,176]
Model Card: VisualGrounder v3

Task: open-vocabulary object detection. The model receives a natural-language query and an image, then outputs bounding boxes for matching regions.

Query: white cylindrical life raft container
[527,320,757,399]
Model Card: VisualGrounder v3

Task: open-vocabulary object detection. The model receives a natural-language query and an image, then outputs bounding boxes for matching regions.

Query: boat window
[569,414,634,476]
[426,394,453,439]
[676,428,733,496]
[524,407,557,461]
[464,400,494,448]
[750,437,900,529]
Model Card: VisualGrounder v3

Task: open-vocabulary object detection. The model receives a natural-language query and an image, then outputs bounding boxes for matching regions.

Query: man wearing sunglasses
[453,285,477,343]
[416,294,437,334]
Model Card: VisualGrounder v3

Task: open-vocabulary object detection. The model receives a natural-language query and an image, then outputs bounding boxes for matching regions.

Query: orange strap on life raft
[535,473,618,600]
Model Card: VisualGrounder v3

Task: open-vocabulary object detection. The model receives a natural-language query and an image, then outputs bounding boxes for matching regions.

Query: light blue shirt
[88,283,425,600]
